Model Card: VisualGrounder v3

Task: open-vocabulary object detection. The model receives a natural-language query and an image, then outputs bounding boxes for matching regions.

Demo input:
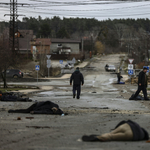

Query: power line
[18,7,150,18]
[19,3,150,12]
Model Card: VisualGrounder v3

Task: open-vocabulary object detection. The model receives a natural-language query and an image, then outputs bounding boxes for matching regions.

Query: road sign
[47,60,51,68]
[72,57,76,64]
[46,55,51,59]
[128,64,133,70]
[59,60,63,64]
[35,65,40,71]
[128,69,134,75]
[128,59,134,64]
[47,64,51,68]
[143,66,149,73]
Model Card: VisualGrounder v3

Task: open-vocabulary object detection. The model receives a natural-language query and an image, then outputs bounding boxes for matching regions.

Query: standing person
[70,67,84,99]
[129,67,149,100]
[117,72,123,83]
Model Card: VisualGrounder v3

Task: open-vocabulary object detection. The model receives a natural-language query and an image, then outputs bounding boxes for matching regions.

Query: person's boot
[77,96,80,99]
[73,95,75,98]
[129,94,135,100]
[144,97,149,101]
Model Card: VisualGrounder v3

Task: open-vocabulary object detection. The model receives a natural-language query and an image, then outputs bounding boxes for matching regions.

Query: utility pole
[4,1,28,54]
[9,0,18,53]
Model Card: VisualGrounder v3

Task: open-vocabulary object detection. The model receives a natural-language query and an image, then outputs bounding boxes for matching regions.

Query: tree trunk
[1,70,7,88]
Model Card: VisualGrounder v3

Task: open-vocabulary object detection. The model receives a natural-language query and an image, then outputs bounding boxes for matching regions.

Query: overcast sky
[0,0,150,22]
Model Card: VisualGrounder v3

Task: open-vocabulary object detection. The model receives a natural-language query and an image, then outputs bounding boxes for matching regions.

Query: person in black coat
[82,120,149,142]
[129,67,149,100]
[117,72,123,83]
[70,67,84,99]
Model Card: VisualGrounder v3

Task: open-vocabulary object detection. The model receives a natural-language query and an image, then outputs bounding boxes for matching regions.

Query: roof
[31,38,51,46]
[18,30,33,38]
[50,38,81,43]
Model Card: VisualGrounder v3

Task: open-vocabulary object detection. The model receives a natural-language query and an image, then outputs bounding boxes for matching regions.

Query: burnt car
[4,69,23,78]
[105,65,116,72]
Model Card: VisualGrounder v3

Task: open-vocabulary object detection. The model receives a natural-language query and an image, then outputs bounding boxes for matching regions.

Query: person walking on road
[129,67,149,100]
[70,67,84,99]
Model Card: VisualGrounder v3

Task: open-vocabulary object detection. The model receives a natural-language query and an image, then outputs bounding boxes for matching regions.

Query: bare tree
[0,28,13,88]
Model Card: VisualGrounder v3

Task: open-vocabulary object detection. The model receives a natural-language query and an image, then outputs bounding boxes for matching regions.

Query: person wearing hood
[70,67,84,99]
[129,67,149,100]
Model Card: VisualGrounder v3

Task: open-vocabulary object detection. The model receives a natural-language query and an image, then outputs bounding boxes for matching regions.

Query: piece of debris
[17,117,21,120]
[101,107,109,109]
[121,90,127,93]
[26,126,51,129]
[116,95,124,98]
[25,117,34,120]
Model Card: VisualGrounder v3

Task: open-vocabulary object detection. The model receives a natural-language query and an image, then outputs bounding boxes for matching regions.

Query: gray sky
[0,0,150,22]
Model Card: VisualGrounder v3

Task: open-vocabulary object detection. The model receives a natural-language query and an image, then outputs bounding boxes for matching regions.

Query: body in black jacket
[70,67,84,99]
[129,68,149,100]
[8,101,64,115]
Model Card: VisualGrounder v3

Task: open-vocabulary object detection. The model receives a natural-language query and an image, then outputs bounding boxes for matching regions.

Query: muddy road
[0,54,150,150]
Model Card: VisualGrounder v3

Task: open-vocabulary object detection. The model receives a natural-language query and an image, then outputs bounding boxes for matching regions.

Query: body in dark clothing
[82,120,149,142]
[115,120,149,141]
[70,67,84,99]
[129,68,149,100]
[0,95,31,102]
[8,101,64,115]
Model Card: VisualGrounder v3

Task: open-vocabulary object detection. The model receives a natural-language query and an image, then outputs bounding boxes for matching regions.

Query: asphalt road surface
[0,54,150,150]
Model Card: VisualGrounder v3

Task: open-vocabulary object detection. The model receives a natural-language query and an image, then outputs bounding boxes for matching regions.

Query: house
[18,30,33,54]
[30,38,51,55]
[50,38,82,54]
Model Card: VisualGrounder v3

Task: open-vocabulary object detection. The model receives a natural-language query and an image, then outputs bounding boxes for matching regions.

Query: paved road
[0,54,150,150]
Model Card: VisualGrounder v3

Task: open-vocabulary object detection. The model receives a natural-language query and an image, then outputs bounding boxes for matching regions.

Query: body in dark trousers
[129,68,149,100]
[70,67,84,99]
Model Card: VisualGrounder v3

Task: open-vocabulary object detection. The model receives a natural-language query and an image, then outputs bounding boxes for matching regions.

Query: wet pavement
[1,54,150,150]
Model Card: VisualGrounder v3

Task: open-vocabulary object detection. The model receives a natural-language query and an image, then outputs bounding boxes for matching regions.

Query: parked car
[105,65,116,72]
[4,69,23,78]
[52,47,72,54]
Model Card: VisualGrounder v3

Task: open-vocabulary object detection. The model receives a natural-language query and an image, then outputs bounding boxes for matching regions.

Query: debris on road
[25,117,34,120]
[26,126,51,129]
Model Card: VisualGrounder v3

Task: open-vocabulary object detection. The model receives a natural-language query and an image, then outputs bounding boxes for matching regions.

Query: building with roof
[30,38,51,56]
[18,30,33,54]
[50,38,81,54]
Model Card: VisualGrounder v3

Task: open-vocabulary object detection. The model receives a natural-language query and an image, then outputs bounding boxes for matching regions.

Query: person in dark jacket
[129,67,149,100]
[82,120,149,142]
[70,67,84,99]
[117,72,123,83]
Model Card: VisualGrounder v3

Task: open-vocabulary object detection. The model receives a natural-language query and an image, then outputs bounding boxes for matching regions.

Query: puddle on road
[38,91,72,97]
[102,78,116,85]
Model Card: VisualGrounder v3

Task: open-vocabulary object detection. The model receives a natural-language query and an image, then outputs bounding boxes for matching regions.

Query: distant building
[30,38,51,55]
[50,38,81,54]
[18,30,33,54]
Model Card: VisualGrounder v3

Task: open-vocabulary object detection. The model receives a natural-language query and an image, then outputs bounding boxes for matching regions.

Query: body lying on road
[82,120,149,142]
[8,101,64,115]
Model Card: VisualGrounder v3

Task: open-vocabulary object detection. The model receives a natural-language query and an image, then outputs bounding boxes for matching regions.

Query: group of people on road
[70,66,149,100]
[70,66,149,142]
